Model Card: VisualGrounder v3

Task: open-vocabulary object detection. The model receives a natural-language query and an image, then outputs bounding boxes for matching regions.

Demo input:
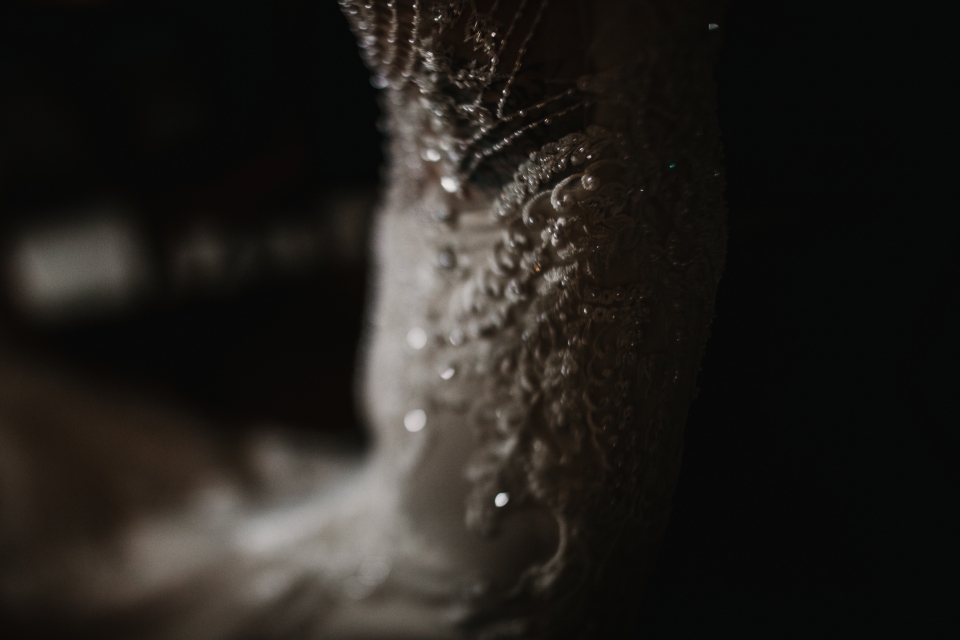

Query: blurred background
[0,0,381,436]
[0,0,955,637]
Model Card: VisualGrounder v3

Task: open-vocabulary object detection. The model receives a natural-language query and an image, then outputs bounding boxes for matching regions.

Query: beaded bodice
[342,0,728,636]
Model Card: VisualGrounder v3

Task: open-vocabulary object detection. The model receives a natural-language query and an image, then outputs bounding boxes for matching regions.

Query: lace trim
[341,0,587,191]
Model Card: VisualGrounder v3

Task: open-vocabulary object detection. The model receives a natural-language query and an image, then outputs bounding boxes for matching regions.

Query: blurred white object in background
[7,208,151,322]
[1,189,376,324]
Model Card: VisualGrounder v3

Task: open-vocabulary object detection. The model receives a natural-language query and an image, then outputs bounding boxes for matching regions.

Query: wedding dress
[0,1,726,638]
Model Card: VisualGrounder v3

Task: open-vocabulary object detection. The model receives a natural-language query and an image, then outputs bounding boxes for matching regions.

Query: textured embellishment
[342,1,727,636]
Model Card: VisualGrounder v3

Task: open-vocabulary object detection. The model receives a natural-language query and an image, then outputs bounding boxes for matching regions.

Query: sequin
[404,409,426,433]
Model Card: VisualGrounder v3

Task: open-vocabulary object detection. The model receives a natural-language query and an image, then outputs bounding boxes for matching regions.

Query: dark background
[0,0,956,637]
[0,0,382,433]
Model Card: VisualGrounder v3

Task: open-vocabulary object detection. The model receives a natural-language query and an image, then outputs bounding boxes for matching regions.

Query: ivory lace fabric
[0,2,726,638]
[340,0,727,636]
